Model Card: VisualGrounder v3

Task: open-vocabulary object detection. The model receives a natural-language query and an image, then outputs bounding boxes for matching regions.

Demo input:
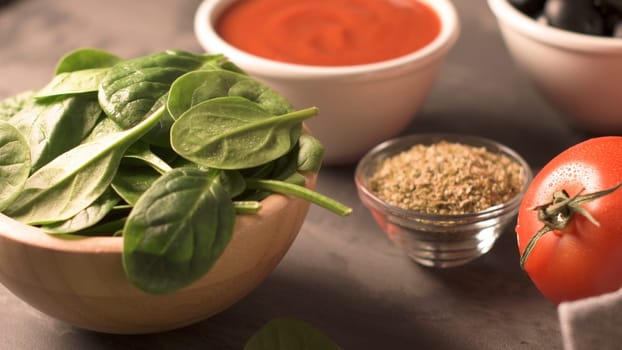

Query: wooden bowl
[0,173,316,334]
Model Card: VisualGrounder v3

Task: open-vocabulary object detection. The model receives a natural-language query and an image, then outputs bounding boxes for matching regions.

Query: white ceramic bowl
[488,0,622,133]
[0,173,316,334]
[194,0,460,164]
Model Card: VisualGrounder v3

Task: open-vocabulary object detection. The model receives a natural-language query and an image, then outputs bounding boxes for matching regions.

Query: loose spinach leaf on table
[244,318,343,350]
[123,167,235,294]
[170,96,316,169]
[0,121,31,211]
[4,105,166,225]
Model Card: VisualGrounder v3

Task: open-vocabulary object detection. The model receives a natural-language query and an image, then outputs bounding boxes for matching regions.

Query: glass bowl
[355,133,532,268]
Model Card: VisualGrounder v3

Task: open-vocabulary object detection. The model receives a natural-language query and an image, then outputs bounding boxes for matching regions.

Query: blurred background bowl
[355,133,532,268]
[488,0,622,134]
[194,0,460,165]
[0,173,316,334]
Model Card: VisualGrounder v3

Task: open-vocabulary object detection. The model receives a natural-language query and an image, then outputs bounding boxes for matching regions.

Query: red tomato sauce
[216,0,441,66]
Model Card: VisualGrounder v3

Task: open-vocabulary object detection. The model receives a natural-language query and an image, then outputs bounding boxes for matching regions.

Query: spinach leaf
[4,105,166,225]
[270,145,301,181]
[297,133,324,173]
[40,187,120,234]
[10,95,102,172]
[0,121,31,211]
[111,163,161,205]
[167,69,292,120]
[79,216,127,237]
[35,68,110,100]
[55,48,122,74]
[199,54,246,74]
[220,170,246,198]
[246,179,352,217]
[233,200,262,214]
[170,96,316,169]
[243,318,342,350]
[0,90,35,121]
[141,93,176,147]
[98,50,210,129]
[81,115,124,143]
[123,141,172,174]
[122,167,235,294]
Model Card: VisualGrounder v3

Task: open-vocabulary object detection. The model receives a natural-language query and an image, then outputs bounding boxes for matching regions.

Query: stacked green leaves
[0,48,350,294]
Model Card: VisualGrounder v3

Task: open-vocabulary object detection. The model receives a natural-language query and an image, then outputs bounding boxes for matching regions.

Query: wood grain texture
[0,174,316,334]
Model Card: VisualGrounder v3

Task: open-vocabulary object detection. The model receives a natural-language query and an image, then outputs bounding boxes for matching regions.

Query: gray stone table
[0,0,591,349]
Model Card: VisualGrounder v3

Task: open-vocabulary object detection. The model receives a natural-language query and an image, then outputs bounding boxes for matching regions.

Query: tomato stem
[520,181,622,269]
[520,225,551,268]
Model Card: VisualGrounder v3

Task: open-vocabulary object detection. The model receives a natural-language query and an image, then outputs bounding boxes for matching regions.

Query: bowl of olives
[488,0,622,133]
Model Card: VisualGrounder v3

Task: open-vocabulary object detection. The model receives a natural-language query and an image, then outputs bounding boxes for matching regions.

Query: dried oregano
[369,140,524,215]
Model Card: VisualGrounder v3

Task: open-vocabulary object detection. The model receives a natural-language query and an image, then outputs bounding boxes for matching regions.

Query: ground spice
[369,140,524,215]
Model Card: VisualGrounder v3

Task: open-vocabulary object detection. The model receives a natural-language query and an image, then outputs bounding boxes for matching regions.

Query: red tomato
[516,136,622,304]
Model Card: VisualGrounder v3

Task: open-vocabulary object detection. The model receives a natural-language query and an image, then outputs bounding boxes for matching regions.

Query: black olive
[544,0,606,35]
[509,0,547,17]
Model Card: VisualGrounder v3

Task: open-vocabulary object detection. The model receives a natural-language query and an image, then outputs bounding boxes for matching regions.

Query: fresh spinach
[297,133,325,173]
[98,50,213,129]
[170,96,315,169]
[141,94,176,147]
[54,47,122,74]
[123,141,173,174]
[40,188,120,234]
[0,121,31,211]
[167,69,292,120]
[0,48,351,295]
[0,90,35,121]
[244,318,342,350]
[10,95,102,172]
[81,115,124,143]
[123,167,235,294]
[111,163,161,206]
[4,105,166,224]
[219,170,247,198]
[35,68,110,100]
[246,178,352,217]
[79,217,127,237]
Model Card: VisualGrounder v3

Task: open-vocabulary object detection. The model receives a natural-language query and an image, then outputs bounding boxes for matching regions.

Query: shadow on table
[55,229,560,350]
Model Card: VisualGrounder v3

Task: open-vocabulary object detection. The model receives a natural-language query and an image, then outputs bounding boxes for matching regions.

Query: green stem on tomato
[245,178,352,217]
[520,181,622,269]
[520,225,551,269]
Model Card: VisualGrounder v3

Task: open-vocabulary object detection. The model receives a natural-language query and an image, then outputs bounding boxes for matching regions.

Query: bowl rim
[487,0,622,53]
[0,172,316,254]
[354,132,533,221]
[194,0,460,80]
